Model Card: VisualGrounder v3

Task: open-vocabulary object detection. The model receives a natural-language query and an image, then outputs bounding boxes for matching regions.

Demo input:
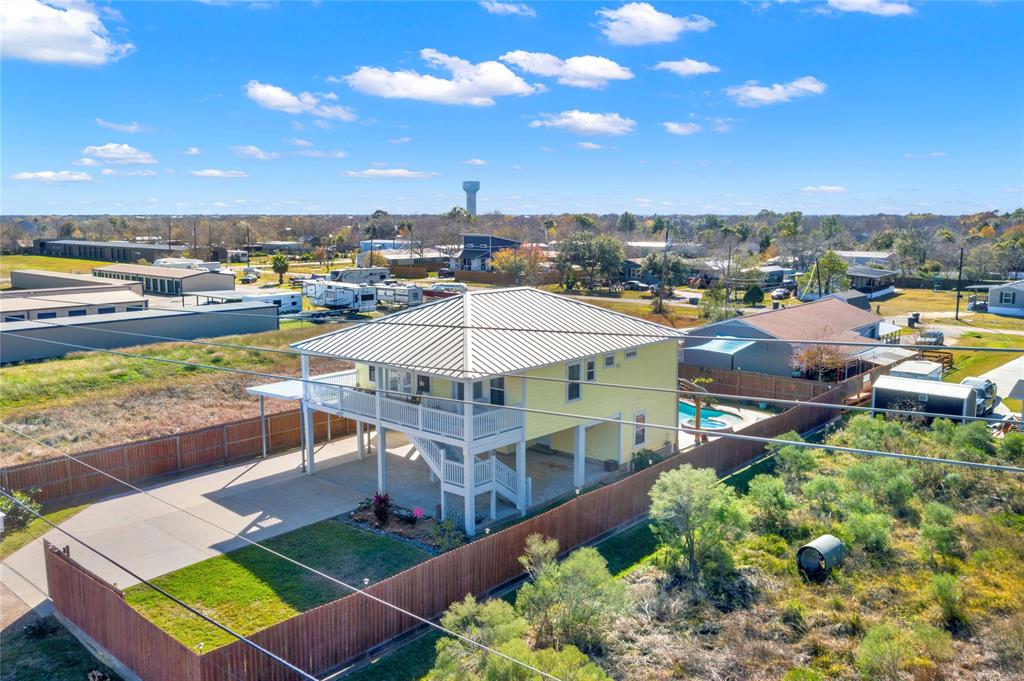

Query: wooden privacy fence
[2,410,355,505]
[45,368,884,681]
[678,365,834,402]
[388,265,429,279]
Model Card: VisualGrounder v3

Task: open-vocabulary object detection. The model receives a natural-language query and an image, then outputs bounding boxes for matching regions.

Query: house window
[567,362,582,401]
[585,358,596,382]
[36,312,57,319]
[999,291,1016,305]
[490,377,505,405]
[625,349,638,360]
[368,366,376,382]
[472,381,484,401]
[98,307,115,314]
[417,375,431,395]
[604,354,615,368]
[68,310,87,317]
[634,413,646,446]
[454,382,465,401]
[385,368,413,396]
[918,394,929,403]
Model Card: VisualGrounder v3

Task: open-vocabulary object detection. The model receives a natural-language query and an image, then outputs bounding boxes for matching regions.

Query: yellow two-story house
[291,287,680,535]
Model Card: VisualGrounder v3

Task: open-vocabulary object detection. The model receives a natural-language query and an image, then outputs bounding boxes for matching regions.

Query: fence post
[222,426,229,463]
[175,435,181,474]
[122,445,130,481]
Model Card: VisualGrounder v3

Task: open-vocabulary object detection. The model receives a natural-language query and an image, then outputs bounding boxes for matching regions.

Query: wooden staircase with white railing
[409,434,526,508]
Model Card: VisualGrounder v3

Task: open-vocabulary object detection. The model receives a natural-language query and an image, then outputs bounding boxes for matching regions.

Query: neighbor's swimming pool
[678,401,738,430]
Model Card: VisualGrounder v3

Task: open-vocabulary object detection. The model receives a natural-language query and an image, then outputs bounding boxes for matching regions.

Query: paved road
[980,355,1024,399]
[1,438,370,613]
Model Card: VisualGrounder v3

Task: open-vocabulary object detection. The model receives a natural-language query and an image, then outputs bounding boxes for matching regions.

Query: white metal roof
[851,346,917,366]
[247,370,357,401]
[873,375,975,399]
[291,287,684,379]
[890,360,944,376]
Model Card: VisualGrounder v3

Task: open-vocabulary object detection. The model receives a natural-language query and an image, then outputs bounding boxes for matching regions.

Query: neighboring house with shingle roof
[290,287,682,535]
[681,298,897,378]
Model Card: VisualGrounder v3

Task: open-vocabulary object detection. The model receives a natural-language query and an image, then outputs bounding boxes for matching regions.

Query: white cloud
[191,169,248,178]
[725,76,826,107]
[1003,187,1022,193]
[231,144,279,160]
[529,110,636,136]
[96,117,145,133]
[289,138,314,147]
[663,121,702,136]
[101,168,157,176]
[827,0,914,17]
[654,58,720,77]
[479,0,536,17]
[345,48,543,106]
[245,80,356,121]
[904,151,948,159]
[576,142,603,150]
[801,185,847,194]
[462,158,488,165]
[634,197,653,205]
[184,146,201,155]
[145,197,158,204]
[296,149,347,158]
[597,3,714,46]
[12,169,93,182]
[0,0,134,66]
[711,117,733,133]
[72,157,101,166]
[345,168,437,179]
[500,51,633,89]
[81,142,157,164]
[389,136,412,144]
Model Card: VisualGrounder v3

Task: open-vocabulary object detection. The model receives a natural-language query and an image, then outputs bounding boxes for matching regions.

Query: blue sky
[2,0,1022,216]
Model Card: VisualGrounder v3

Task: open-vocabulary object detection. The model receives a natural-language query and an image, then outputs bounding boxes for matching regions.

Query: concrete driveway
[1,437,371,613]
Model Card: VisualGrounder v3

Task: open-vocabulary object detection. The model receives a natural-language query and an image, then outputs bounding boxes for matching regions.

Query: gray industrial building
[1,287,148,322]
[33,238,187,262]
[92,263,235,294]
[9,269,143,294]
[0,302,278,363]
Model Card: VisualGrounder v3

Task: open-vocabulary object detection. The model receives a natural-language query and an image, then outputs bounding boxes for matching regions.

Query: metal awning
[456,248,489,260]
[690,338,755,355]
[246,370,357,401]
[851,345,917,366]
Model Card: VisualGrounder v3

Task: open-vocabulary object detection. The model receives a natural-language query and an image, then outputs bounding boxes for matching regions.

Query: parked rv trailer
[302,280,377,312]
[374,283,424,307]
[329,267,389,285]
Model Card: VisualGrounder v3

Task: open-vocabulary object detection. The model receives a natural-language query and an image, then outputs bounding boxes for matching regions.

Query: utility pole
[814,258,823,297]
[955,246,964,320]
[192,220,198,257]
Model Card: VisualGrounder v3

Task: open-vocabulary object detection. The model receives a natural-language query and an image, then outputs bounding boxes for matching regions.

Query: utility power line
[0,427,564,681]
[5,318,1018,428]
[4,331,1022,475]
[0,489,321,681]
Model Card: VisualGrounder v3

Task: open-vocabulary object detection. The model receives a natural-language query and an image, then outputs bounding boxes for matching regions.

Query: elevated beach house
[290,287,681,535]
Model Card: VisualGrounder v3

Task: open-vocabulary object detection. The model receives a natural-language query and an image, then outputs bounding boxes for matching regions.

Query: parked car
[771,287,790,300]
[622,280,648,291]
[959,377,997,416]
[240,274,258,284]
[436,268,454,278]
[429,282,468,293]
[916,329,945,346]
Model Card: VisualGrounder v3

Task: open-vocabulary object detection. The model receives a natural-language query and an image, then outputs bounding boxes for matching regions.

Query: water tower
[462,181,480,216]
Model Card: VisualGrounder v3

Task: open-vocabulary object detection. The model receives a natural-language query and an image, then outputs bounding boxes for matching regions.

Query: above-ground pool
[679,401,740,430]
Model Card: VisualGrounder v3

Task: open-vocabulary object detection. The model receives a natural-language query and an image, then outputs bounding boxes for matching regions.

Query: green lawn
[0,254,112,279]
[0,616,122,681]
[0,503,89,559]
[944,331,1023,383]
[124,520,429,651]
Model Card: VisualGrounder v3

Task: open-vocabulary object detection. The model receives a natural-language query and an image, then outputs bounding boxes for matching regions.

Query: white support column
[489,453,497,520]
[573,424,586,488]
[377,427,388,494]
[259,395,267,459]
[463,446,476,536]
[356,422,365,460]
[515,440,527,515]
[301,355,315,475]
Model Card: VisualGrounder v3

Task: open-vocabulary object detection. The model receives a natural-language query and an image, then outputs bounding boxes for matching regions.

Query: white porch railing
[305,378,523,442]
[474,459,492,488]
[443,459,464,487]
